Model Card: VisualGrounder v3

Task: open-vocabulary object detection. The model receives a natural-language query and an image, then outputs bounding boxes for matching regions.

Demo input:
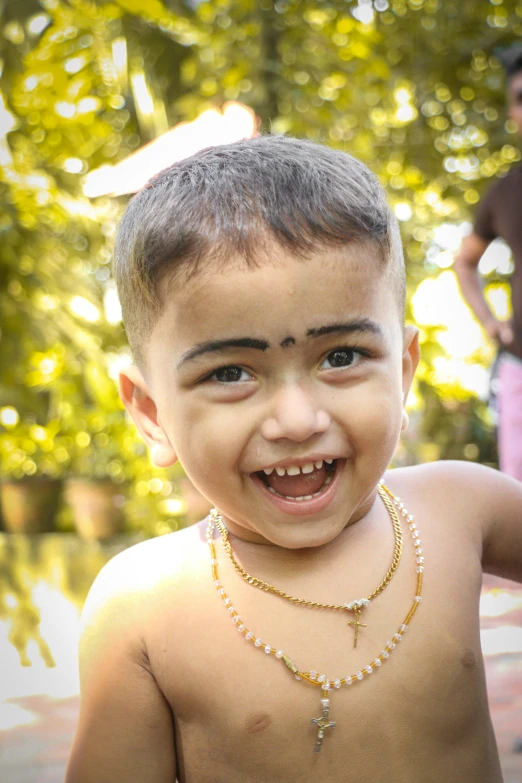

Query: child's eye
[210,365,252,384]
[320,348,363,370]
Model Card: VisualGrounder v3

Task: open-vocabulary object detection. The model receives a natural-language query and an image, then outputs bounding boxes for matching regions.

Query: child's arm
[477,464,522,582]
[394,461,522,582]
[430,460,522,582]
[66,552,176,783]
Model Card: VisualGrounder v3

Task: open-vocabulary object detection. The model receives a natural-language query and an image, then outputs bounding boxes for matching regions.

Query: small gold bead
[282,655,298,674]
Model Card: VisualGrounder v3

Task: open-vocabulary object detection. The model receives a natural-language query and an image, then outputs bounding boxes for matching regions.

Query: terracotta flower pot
[0,478,62,533]
[65,479,127,540]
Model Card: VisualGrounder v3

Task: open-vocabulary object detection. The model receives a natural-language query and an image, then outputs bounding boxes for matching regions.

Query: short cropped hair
[114,135,405,366]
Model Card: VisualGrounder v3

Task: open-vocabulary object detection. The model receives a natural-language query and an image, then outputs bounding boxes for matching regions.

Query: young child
[66,136,522,783]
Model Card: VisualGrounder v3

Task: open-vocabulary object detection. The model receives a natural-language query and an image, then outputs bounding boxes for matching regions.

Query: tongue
[264,466,327,497]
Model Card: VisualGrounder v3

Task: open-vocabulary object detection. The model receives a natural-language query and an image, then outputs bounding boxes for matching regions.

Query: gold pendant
[347,607,367,649]
[344,600,370,648]
[311,697,336,753]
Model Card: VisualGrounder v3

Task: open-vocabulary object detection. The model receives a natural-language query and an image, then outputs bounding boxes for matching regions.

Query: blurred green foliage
[1,0,520,531]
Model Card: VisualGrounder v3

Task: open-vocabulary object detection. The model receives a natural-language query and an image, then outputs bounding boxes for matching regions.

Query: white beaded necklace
[206,483,423,753]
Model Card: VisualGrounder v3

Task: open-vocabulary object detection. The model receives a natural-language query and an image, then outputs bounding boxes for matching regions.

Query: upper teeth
[263,460,328,476]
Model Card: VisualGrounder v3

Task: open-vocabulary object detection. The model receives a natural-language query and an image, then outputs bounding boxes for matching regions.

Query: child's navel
[245,713,272,734]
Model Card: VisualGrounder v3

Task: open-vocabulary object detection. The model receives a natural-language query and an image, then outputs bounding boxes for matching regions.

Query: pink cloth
[498,355,522,481]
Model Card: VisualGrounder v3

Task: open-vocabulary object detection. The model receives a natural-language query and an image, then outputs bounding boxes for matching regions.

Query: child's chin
[255,515,346,550]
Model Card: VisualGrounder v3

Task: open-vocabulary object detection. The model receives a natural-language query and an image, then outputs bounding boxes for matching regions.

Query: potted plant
[64,403,146,540]
[0,415,70,533]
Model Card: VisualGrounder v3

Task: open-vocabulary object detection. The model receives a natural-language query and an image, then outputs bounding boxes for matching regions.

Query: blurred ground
[480,574,522,783]
[0,574,521,782]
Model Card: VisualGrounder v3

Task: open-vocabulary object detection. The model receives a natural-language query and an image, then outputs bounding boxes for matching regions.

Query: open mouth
[254,459,338,502]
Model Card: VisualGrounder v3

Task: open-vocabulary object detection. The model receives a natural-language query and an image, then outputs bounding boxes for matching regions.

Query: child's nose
[260,385,331,442]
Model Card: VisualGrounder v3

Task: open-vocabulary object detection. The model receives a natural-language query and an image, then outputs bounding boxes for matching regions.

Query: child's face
[122,243,418,549]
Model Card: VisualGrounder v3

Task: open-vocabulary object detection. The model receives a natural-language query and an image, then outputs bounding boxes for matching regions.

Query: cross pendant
[347,607,367,649]
[311,699,336,753]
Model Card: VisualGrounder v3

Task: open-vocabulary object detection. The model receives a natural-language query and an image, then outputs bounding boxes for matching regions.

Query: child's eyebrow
[177,337,270,368]
[306,319,384,339]
[177,320,384,368]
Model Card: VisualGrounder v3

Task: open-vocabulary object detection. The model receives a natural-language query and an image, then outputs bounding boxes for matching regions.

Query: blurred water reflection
[0,532,143,724]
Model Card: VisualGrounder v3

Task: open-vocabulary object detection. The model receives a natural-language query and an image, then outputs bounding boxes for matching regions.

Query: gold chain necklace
[206,483,424,753]
[213,484,404,648]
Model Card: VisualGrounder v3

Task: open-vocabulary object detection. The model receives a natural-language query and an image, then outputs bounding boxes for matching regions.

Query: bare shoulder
[384,461,522,581]
[67,523,207,783]
[385,459,520,510]
[81,516,215,679]
[81,521,207,635]
[78,521,211,688]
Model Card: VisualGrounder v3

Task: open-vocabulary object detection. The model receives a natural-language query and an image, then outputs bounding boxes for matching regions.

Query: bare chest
[145,529,500,782]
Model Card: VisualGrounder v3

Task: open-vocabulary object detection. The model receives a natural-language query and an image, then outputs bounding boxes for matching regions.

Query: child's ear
[401,325,420,404]
[119,365,177,468]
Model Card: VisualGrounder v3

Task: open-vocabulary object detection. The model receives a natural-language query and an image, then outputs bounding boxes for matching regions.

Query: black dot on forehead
[280,336,296,348]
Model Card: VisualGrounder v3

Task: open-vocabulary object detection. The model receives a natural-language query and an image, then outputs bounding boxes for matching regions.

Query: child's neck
[221,488,382,576]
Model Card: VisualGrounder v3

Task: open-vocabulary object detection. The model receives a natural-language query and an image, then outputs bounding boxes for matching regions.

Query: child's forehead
[162,240,385,303]
[156,243,397,340]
